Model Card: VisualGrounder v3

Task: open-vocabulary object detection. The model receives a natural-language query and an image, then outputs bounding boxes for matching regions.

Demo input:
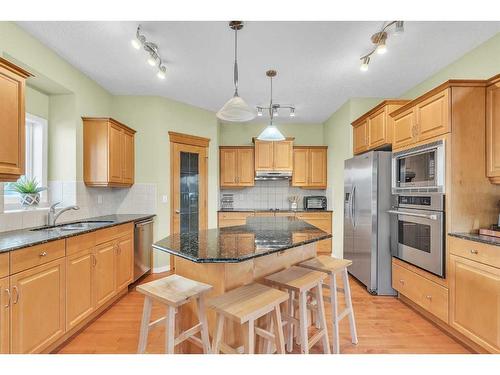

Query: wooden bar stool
[299,256,358,354]
[264,266,330,354]
[136,274,213,354]
[208,283,289,354]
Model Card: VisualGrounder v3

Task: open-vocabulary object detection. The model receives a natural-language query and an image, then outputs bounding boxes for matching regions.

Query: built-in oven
[389,192,445,277]
[392,140,445,193]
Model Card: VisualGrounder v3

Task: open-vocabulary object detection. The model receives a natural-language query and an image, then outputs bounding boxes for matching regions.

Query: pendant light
[257,70,287,141]
[216,21,255,122]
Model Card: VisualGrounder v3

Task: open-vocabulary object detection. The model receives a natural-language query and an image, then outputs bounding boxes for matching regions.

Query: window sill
[3,206,50,214]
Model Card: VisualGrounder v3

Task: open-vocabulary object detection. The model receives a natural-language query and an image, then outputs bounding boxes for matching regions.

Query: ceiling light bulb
[131,39,141,50]
[289,108,295,117]
[147,56,157,66]
[273,108,279,117]
[257,108,263,117]
[157,66,166,80]
[360,56,370,72]
[376,42,387,55]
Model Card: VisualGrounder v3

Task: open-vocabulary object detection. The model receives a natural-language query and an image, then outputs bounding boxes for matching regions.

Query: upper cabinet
[0,58,33,182]
[486,75,500,184]
[292,146,327,189]
[219,146,255,188]
[254,138,294,172]
[391,88,451,150]
[82,117,136,187]
[351,100,409,155]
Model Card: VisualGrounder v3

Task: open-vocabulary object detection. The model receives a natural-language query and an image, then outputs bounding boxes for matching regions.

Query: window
[3,113,48,210]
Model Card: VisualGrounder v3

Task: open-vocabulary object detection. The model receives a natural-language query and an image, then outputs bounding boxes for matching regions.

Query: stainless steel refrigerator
[344,151,395,295]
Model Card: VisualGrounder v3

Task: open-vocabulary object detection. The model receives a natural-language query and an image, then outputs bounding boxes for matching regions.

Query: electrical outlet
[97,195,103,204]
[162,195,168,203]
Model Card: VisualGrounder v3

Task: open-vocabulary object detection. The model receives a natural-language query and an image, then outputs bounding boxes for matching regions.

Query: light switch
[162,195,168,203]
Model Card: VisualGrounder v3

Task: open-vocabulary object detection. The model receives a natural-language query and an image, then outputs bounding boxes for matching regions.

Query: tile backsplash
[220,180,328,210]
[0,181,156,232]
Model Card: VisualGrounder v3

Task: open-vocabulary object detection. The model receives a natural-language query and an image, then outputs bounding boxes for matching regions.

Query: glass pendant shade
[216,95,255,122]
[257,123,285,141]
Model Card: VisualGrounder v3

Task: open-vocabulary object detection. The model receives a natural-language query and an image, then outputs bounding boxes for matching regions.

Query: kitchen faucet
[47,202,80,226]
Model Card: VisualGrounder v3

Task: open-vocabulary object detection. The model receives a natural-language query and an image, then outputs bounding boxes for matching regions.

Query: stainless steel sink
[30,220,114,232]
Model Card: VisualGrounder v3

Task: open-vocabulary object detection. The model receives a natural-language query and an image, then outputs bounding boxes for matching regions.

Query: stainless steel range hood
[255,171,292,180]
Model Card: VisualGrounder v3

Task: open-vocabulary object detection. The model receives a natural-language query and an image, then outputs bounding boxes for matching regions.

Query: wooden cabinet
[0,58,32,182]
[449,254,500,353]
[295,212,332,255]
[292,146,327,189]
[218,211,255,228]
[0,276,9,354]
[219,147,255,188]
[254,138,294,172]
[10,258,65,354]
[93,241,116,308]
[115,234,134,291]
[352,100,409,154]
[82,117,136,187]
[392,108,417,149]
[66,249,94,330]
[486,76,500,184]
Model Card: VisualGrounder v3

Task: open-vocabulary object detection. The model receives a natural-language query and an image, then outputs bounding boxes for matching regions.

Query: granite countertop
[218,208,333,213]
[153,216,331,263]
[449,232,500,247]
[0,214,155,253]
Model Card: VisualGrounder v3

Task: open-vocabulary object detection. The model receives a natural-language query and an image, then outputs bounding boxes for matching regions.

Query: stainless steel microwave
[392,140,445,193]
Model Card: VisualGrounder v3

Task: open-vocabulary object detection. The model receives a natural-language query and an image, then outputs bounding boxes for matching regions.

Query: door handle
[4,288,10,308]
[387,210,438,221]
[175,209,180,214]
[12,286,19,304]
[351,186,356,228]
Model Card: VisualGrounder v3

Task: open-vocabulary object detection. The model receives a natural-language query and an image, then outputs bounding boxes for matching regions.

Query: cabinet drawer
[66,231,96,256]
[95,223,133,244]
[0,253,8,278]
[392,261,449,322]
[10,240,65,274]
[449,236,500,268]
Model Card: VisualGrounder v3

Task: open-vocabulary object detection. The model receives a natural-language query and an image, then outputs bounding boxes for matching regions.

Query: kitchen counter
[0,214,155,253]
[153,216,331,263]
[449,232,500,247]
[218,208,333,212]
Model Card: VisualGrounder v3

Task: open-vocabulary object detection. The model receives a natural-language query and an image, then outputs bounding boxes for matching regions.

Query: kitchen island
[153,216,331,353]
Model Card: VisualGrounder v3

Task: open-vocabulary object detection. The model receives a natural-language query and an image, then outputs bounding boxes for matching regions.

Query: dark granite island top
[153,216,332,263]
[449,232,500,247]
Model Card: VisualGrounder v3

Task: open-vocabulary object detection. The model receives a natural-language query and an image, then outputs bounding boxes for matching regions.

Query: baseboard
[152,264,170,273]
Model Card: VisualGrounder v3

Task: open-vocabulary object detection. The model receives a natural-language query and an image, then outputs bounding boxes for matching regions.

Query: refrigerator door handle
[351,185,356,228]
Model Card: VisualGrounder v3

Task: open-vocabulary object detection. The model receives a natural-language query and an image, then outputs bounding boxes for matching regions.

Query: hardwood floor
[55,271,471,354]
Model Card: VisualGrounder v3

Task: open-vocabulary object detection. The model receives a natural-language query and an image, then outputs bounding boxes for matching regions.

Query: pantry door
[169,132,209,271]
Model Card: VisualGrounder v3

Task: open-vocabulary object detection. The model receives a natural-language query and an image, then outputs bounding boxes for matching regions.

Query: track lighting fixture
[359,21,404,72]
[132,25,167,81]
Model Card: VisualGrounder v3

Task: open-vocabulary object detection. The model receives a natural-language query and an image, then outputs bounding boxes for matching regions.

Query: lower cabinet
[94,241,117,308]
[10,258,66,354]
[295,212,332,255]
[0,276,9,354]
[115,234,134,291]
[66,250,94,330]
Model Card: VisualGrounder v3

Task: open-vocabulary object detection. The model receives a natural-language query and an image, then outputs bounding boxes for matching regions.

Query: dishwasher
[134,218,154,282]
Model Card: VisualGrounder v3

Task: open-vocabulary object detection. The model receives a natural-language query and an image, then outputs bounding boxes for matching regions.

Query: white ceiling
[17,21,500,123]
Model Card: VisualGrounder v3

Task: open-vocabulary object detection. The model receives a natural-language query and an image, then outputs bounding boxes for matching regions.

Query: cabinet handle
[92,254,97,267]
[399,279,405,285]
[39,251,48,257]
[4,288,10,308]
[425,295,432,300]
[12,286,19,304]
[470,249,478,255]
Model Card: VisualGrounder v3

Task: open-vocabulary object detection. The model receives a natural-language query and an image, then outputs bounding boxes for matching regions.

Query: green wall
[25,86,49,119]
[220,122,325,146]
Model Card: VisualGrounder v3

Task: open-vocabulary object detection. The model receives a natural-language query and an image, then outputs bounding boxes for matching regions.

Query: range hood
[255,171,292,180]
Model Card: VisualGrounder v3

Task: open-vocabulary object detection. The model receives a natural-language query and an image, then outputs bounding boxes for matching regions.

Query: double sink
[30,220,114,232]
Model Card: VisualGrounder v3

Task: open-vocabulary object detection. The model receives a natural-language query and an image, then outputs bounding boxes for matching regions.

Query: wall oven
[389,192,445,277]
[392,140,445,193]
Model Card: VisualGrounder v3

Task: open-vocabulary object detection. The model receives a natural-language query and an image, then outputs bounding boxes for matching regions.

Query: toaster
[303,196,327,210]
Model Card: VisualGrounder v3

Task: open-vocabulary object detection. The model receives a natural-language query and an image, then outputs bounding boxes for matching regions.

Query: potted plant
[7,177,47,208]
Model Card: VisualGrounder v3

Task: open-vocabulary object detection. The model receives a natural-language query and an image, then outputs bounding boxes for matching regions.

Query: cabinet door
[66,250,94,331]
[0,64,25,181]
[486,81,500,182]
[368,108,387,149]
[416,89,450,142]
[393,108,416,150]
[309,148,327,189]
[116,235,134,291]
[273,140,293,171]
[122,131,134,185]
[353,121,368,155]
[0,276,9,354]
[254,140,274,171]
[93,241,116,308]
[292,148,309,187]
[10,258,65,354]
[220,148,238,187]
[108,124,123,184]
[450,255,500,353]
[237,148,255,186]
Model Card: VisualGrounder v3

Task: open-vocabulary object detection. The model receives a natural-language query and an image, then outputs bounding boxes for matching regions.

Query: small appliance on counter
[220,194,234,210]
[303,195,327,210]
[477,201,500,238]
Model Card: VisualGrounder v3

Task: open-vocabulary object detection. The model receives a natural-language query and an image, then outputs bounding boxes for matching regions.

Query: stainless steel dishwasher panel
[134,219,153,281]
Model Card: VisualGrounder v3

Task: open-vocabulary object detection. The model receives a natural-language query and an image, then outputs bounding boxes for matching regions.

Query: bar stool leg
[263,313,274,354]
[272,305,285,354]
[286,290,295,352]
[315,283,331,354]
[165,306,176,354]
[342,268,358,345]
[212,313,225,354]
[243,320,255,354]
[196,295,212,354]
[137,296,152,354]
[329,273,340,354]
[298,291,309,354]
